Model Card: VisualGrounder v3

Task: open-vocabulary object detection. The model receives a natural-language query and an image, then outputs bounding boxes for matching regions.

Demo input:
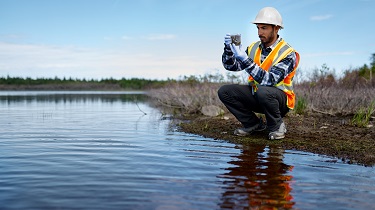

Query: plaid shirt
[222,37,297,86]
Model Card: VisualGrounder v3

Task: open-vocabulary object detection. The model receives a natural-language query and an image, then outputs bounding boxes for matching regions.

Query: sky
[1,0,374,80]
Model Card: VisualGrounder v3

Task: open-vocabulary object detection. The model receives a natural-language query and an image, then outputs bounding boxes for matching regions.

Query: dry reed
[147,70,375,120]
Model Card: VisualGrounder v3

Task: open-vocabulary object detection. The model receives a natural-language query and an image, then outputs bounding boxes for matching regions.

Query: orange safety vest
[247,40,300,109]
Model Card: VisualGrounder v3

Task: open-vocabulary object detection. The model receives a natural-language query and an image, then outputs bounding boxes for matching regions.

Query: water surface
[0,91,374,210]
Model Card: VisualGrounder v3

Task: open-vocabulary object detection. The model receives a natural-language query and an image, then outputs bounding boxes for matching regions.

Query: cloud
[0,42,111,78]
[310,14,333,21]
[0,34,25,39]
[0,42,217,79]
[121,35,133,40]
[143,34,176,40]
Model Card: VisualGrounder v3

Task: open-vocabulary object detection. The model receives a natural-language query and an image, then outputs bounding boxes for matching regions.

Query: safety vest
[247,40,300,109]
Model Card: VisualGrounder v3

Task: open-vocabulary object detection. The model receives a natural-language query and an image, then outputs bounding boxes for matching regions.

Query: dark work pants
[217,84,289,132]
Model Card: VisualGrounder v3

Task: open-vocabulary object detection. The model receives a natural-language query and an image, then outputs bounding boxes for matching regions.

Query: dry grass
[295,84,375,116]
[148,81,225,115]
[148,81,375,117]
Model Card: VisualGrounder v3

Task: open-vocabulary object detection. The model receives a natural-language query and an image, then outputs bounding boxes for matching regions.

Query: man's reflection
[218,145,294,209]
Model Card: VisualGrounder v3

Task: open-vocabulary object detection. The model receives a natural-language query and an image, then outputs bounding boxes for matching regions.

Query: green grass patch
[351,100,375,127]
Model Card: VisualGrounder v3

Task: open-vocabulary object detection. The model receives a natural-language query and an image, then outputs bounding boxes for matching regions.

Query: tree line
[0,76,171,90]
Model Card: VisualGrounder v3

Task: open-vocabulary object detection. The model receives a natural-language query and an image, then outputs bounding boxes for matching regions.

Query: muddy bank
[177,113,375,167]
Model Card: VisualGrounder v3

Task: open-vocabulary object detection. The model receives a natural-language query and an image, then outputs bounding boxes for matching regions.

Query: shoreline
[177,112,375,167]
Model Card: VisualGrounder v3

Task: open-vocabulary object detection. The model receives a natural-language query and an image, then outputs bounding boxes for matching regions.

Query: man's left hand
[230,44,248,61]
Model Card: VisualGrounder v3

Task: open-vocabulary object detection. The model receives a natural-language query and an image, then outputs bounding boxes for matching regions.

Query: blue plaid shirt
[222,37,297,86]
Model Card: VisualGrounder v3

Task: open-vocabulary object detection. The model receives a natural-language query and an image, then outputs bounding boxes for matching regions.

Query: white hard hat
[252,7,284,29]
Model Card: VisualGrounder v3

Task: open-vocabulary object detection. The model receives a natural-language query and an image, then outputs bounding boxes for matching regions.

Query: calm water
[0,91,374,210]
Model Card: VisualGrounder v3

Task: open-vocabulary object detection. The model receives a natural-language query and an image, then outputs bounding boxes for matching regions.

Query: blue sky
[1,0,374,80]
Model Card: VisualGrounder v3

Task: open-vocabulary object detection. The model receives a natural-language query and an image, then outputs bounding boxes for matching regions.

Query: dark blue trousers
[217,84,289,132]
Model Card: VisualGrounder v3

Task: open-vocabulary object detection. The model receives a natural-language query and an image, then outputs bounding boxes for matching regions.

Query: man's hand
[230,44,248,61]
[224,33,232,45]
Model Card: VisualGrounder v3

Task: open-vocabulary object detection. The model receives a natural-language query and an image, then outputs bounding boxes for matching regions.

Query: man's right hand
[224,33,232,45]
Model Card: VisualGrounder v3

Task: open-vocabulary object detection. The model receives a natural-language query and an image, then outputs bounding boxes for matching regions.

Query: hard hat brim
[252,21,284,29]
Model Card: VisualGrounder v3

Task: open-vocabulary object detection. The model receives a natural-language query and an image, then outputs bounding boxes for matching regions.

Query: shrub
[351,101,375,127]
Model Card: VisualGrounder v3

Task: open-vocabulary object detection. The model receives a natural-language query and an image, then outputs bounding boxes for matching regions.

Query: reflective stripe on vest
[247,40,300,109]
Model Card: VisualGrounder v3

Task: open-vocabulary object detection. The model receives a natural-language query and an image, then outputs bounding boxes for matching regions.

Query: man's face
[256,24,278,47]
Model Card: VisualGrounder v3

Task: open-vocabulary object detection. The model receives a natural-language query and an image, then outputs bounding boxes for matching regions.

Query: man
[218,7,300,140]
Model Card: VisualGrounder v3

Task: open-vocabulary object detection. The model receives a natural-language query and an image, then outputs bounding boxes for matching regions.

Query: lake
[0,91,374,210]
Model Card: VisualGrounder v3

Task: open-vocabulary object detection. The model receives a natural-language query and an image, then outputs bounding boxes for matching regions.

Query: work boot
[268,121,287,140]
[234,118,266,136]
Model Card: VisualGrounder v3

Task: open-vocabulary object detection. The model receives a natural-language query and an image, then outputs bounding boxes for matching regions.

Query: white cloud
[0,34,26,40]
[0,42,218,80]
[121,35,133,40]
[143,34,176,40]
[310,14,333,21]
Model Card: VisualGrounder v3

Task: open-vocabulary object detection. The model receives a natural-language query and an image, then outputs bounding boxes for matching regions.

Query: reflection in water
[219,145,294,209]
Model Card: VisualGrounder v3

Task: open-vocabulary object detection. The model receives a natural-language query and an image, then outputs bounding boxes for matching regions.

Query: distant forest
[0,76,171,90]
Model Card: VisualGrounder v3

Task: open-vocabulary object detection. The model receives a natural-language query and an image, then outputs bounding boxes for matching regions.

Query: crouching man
[218,7,300,140]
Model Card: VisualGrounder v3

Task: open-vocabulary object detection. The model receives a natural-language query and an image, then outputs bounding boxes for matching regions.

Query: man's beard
[259,28,276,46]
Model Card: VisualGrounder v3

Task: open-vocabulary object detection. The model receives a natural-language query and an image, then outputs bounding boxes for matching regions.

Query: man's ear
[274,25,281,33]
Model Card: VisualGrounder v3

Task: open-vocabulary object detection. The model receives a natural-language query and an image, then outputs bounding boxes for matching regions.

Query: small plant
[294,96,308,115]
[351,101,375,127]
